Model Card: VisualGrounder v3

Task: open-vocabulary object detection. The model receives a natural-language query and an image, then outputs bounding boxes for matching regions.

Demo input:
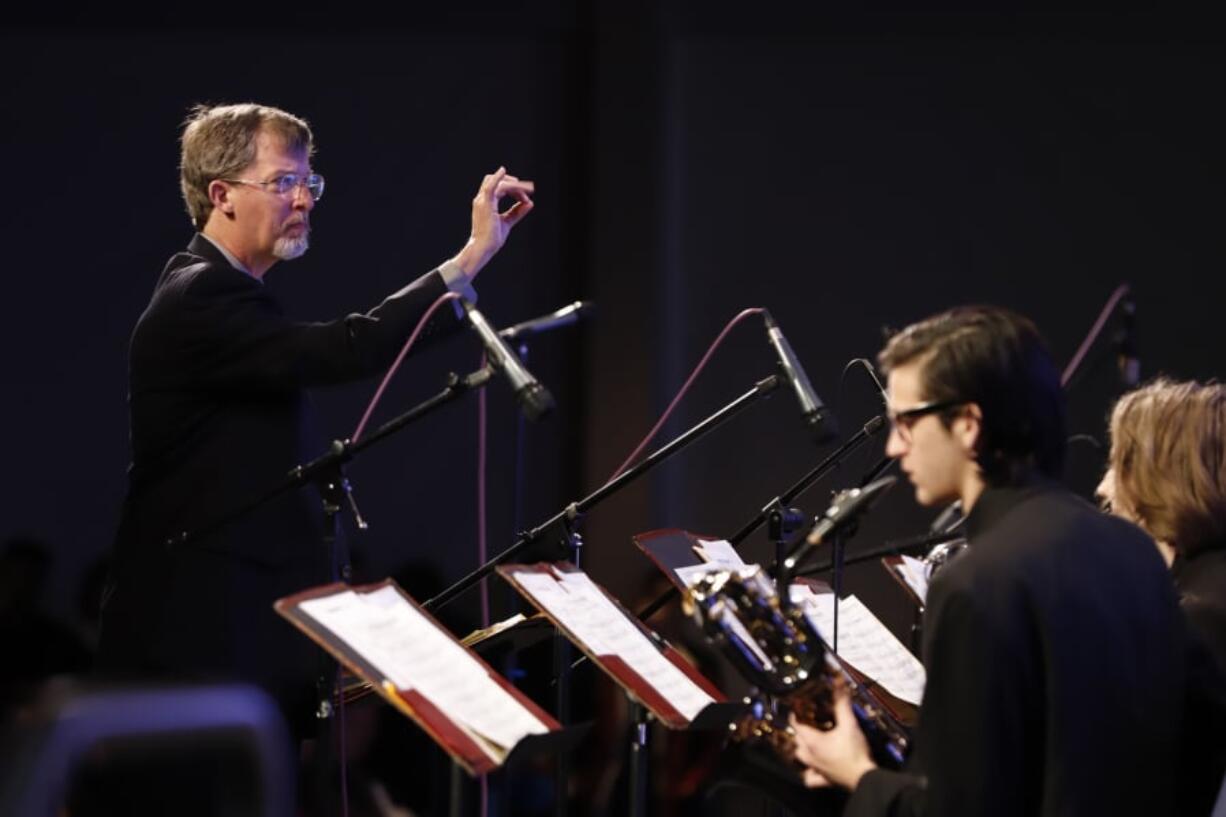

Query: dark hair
[878,305,1066,485]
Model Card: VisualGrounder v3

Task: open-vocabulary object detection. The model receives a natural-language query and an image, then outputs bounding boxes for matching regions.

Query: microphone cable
[606,307,767,482]
[351,290,464,443]
[1060,283,1131,389]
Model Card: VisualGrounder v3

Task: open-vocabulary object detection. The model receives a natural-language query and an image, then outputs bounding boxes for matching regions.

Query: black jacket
[1172,548,1226,815]
[846,481,1185,817]
[98,234,459,731]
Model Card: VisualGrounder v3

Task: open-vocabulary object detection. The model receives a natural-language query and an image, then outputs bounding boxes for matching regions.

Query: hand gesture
[453,167,535,278]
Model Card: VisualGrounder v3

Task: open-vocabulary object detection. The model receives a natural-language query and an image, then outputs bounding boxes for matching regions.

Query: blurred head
[1103,378,1226,559]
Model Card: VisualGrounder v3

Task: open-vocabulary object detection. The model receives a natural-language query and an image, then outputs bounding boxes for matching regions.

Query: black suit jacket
[98,234,460,728]
[1171,548,1226,815]
[846,482,1185,817]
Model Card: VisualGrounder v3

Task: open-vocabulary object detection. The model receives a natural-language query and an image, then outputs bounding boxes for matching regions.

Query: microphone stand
[631,414,888,626]
[764,500,808,598]
[561,414,890,691]
[797,529,966,576]
[169,366,495,714]
[167,367,495,553]
[422,373,784,612]
[504,338,530,817]
[425,374,782,817]
[166,366,496,817]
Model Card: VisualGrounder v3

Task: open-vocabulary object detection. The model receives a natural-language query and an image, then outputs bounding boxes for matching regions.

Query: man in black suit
[97,103,534,737]
[790,307,1186,816]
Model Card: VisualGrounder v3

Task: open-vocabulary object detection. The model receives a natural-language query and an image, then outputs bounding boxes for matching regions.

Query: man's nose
[884,425,907,458]
[292,182,314,210]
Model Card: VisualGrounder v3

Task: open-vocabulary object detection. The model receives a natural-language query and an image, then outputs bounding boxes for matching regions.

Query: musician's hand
[790,684,877,791]
[801,769,832,788]
[452,167,535,279]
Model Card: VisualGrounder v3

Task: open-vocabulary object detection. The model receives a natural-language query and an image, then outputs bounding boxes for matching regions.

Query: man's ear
[955,402,984,455]
[209,180,236,216]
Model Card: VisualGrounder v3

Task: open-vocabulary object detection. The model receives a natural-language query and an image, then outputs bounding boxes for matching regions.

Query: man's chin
[273,235,310,261]
[913,485,957,508]
[910,483,938,507]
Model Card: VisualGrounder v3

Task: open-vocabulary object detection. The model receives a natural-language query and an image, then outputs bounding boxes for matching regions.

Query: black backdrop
[2,3,1223,792]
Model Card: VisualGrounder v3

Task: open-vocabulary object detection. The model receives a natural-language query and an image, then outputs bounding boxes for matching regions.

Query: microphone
[500,301,592,342]
[764,312,839,443]
[929,501,964,535]
[1116,299,1139,388]
[781,475,898,575]
[461,298,555,421]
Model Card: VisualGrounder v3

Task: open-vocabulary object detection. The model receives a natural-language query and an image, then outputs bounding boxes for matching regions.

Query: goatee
[273,233,310,261]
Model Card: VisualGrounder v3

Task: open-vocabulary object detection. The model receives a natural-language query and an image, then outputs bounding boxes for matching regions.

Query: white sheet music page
[514,571,614,656]
[788,585,926,706]
[692,538,748,568]
[515,569,716,722]
[298,586,548,750]
[897,555,931,603]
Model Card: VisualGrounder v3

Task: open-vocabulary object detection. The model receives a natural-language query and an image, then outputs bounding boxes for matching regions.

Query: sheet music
[692,537,748,568]
[515,571,613,655]
[515,569,716,722]
[897,555,931,603]
[789,585,926,706]
[299,586,548,749]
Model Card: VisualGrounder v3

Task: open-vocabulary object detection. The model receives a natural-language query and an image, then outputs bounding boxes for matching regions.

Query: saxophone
[683,565,911,769]
[922,537,968,579]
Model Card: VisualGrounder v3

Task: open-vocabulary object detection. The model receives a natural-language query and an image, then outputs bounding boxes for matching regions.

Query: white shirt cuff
[438,259,478,303]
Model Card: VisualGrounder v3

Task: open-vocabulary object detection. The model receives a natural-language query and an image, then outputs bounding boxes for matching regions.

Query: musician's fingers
[802,769,832,789]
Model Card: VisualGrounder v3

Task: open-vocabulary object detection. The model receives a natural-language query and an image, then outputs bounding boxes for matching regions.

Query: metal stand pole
[830,531,845,654]
[765,499,807,599]
[633,415,887,625]
[627,701,649,817]
[553,528,582,817]
[496,340,531,817]
[449,761,465,817]
[425,374,782,612]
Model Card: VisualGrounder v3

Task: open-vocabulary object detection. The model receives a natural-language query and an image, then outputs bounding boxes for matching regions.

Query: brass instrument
[921,537,968,580]
[922,500,969,582]
[683,565,910,769]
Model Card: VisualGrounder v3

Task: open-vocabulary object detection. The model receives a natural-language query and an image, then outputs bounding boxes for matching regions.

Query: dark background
[1,3,1222,811]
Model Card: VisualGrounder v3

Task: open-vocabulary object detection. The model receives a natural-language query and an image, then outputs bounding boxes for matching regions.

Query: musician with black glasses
[790,306,1186,816]
[97,103,534,740]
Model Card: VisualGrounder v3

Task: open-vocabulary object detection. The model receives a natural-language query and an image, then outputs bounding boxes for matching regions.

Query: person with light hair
[1099,377,1226,815]
[98,103,535,741]
[1100,378,1226,664]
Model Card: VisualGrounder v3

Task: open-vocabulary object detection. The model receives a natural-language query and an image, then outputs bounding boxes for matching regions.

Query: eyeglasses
[222,173,325,202]
[887,400,964,443]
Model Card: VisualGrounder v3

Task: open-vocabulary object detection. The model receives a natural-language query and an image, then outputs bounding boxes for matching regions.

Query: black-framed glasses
[222,173,325,202]
[887,400,964,442]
